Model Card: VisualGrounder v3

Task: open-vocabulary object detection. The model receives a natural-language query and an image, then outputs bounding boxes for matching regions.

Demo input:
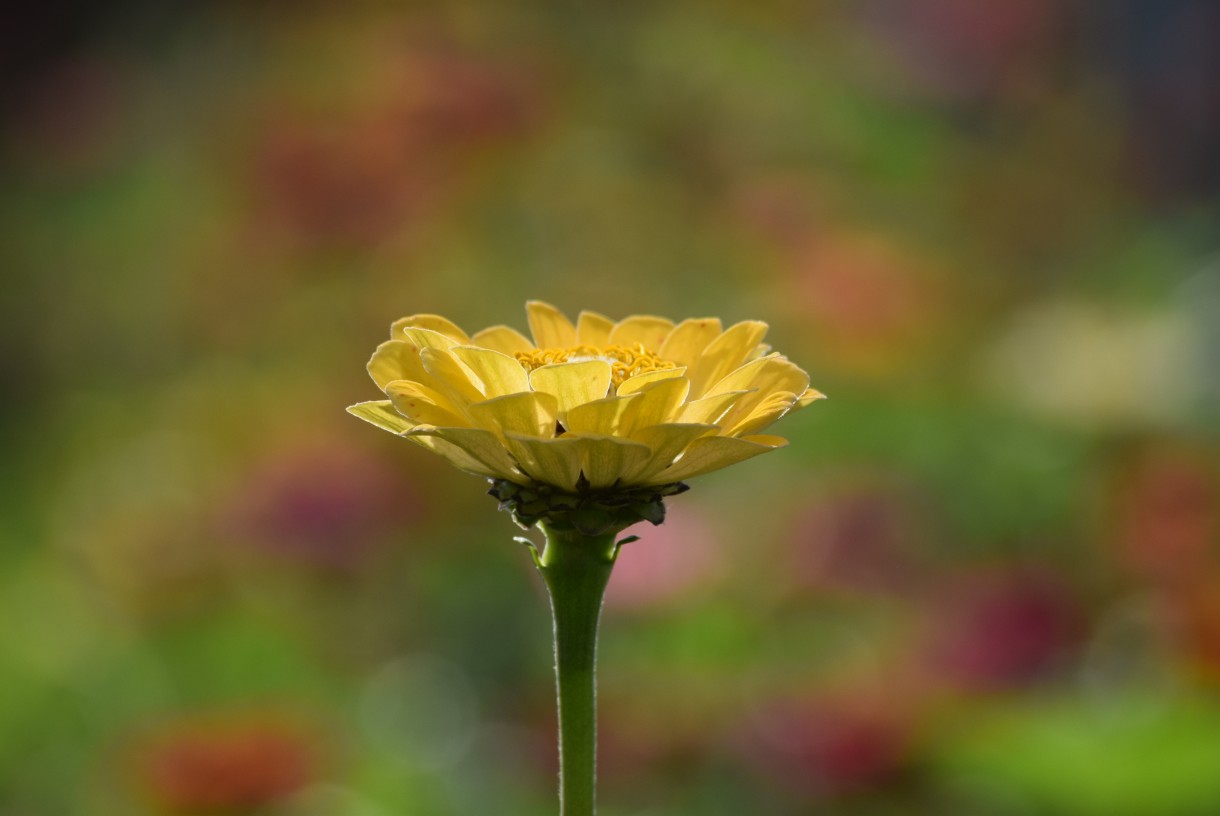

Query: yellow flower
[348,301,823,492]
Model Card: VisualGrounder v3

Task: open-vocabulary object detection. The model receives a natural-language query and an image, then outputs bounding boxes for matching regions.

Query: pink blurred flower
[784,484,925,596]
[603,504,723,611]
[220,439,421,569]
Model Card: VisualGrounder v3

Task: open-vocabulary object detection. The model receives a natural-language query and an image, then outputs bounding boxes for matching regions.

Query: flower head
[349,301,822,522]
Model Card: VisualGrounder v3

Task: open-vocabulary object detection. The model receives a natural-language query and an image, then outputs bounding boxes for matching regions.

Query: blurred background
[2,1,1219,814]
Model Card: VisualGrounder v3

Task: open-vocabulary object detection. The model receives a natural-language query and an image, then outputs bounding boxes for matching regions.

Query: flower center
[516,343,677,388]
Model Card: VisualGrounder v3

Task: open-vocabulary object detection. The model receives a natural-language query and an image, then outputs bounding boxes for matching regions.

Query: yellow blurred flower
[348,301,822,493]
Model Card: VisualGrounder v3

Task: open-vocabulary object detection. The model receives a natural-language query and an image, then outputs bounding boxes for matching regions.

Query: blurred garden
[2,1,1219,814]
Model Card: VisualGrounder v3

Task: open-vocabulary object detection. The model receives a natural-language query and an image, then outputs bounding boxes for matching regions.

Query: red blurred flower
[1108,443,1217,585]
[250,48,537,247]
[858,0,1062,102]
[924,567,1084,691]
[132,713,320,814]
[1170,579,1220,685]
[747,693,912,796]
[787,230,946,379]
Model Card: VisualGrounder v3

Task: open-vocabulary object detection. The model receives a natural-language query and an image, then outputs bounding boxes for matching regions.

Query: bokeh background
[3,1,1220,814]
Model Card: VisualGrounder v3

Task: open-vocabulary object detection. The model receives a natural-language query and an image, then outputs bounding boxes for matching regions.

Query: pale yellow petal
[528,360,613,415]
[391,314,471,344]
[616,377,689,434]
[712,357,810,431]
[724,391,798,437]
[419,347,486,410]
[608,315,675,350]
[797,387,827,407]
[621,423,718,483]
[401,326,460,351]
[650,434,787,484]
[707,355,810,400]
[565,376,694,437]
[385,380,469,427]
[451,346,530,397]
[470,324,535,355]
[505,434,584,491]
[686,320,769,398]
[676,389,752,426]
[346,400,420,435]
[406,426,522,480]
[577,436,653,489]
[563,393,635,436]
[616,366,687,396]
[576,310,615,346]
[469,391,559,438]
[526,300,578,349]
[659,317,722,367]
[404,431,493,476]
[368,340,428,390]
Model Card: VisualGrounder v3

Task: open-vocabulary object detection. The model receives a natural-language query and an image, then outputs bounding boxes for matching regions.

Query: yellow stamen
[516,343,677,388]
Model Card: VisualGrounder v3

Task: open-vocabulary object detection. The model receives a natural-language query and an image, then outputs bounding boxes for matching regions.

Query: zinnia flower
[349,301,822,500]
[348,301,823,811]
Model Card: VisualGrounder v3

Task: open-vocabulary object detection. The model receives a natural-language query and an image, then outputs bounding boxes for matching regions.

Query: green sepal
[487,477,689,537]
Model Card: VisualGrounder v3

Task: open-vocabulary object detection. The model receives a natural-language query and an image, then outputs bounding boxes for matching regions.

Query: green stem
[536,524,618,816]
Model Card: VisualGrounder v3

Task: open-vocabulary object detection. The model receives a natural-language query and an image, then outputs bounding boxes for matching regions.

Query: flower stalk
[534,523,620,816]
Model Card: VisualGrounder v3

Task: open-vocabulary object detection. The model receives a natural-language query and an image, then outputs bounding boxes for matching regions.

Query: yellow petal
[724,391,798,437]
[576,310,615,346]
[564,393,635,436]
[616,377,689,434]
[709,356,810,430]
[686,320,769,398]
[385,380,469,427]
[616,366,687,396]
[577,436,653,489]
[797,387,827,407]
[368,340,429,390]
[708,355,810,400]
[401,326,460,351]
[608,315,675,350]
[526,300,578,349]
[419,347,485,410]
[564,377,688,437]
[676,389,752,425]
[651,434,787,483]
[528,360,613,416]
[451,346,530,397]
[404,432,494,476]
[621,423,718,483]
[406,426,522,480]
[659,317,722,367]
[347,400,420,435]
[469,391,559,438]
[505,434,584,491]
[391,314,471,344]
[470,324,535,355]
